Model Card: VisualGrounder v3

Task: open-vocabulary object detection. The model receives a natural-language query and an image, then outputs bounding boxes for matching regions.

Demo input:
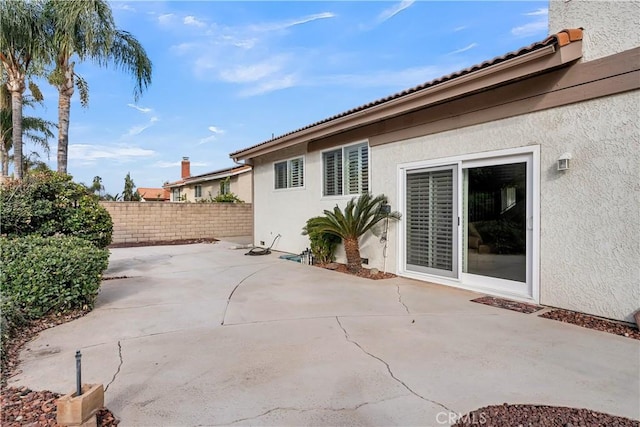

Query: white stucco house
[230,0,640,322]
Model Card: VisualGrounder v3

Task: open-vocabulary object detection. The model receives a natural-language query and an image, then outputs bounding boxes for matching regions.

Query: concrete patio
[9,241,640,426]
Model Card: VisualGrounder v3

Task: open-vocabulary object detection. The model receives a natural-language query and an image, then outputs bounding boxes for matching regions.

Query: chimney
[181,157,190,179]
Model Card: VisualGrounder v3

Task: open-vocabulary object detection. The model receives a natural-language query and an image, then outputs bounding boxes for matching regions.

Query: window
[194,185,202,198]
[274,157,304,189]
[172,188,181,201]
[323,142,368,196]
[219,179,230,195]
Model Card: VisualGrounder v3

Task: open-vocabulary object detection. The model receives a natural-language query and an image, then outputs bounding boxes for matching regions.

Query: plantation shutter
[406,166,458,277]
[345,143,368,195]
[289,157,304,188]
[323,149,342,196]
[274,161,287,189]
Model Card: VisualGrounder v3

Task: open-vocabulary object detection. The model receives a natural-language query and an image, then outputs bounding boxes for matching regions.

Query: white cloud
[70,144,155,162]
[126,116,159,136]
[238,74,298,97]
[511,20,547,37]
[524,8,548,16]
[448,43,478,55]
[378,0,415,23]
[113,4,135,12]
[127,103,152,113]
[249,12,336,32]
[198,135,217,145]
[208,126,224,134]
[184,16,206,27]
[154,161,208,168]
[219,61,282,83]
[158,13,175,25]
[318,65,461,89]
[453,26,467,32]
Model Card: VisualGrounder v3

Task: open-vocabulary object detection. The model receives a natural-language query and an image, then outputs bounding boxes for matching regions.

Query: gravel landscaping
[1,311,119,426]
[317,262,397,279]
[453,403,639,426]
[540,309,640,340]
[471,296,544,314]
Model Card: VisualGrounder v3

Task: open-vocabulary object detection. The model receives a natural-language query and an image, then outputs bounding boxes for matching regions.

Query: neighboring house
[230,1,639,322]
[163,157,252,203]
[137,187,170,202]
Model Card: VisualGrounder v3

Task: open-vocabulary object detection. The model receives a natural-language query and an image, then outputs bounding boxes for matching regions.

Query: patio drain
[471,296,543,314]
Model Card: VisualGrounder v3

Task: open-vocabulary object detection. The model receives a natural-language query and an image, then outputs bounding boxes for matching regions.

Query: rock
[325,263,339,270]
[369,268,379,276]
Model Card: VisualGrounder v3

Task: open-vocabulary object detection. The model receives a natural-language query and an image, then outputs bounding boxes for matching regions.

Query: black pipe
[75,350,82,396]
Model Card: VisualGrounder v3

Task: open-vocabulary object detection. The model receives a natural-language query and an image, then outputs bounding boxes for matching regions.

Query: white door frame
[397,146,540,303]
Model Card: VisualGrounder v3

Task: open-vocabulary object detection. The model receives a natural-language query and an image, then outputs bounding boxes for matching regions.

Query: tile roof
[137,187,170,200]
[230,28,583,158]
[164,164,252,188]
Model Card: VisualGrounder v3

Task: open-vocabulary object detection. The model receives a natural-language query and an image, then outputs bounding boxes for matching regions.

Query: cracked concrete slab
[9,241,640,426]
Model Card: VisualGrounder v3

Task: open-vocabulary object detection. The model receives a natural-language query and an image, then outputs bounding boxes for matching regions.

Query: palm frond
[74,73,89,107]
[110,30,152,100]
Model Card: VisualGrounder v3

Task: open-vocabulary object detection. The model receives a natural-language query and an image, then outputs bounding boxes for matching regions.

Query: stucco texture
[372,92,639,322]
[549,0,640,62]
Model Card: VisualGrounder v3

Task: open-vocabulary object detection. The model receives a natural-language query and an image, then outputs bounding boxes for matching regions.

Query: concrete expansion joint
[220,264,278,326]
[334,316,455,414]
[396,284,412,316]
[211,395,410,426]
[104,341,123,393]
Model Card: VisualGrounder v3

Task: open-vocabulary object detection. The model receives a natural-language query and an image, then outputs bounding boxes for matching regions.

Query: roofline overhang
[231,40,582,161]
[163,166,251,188]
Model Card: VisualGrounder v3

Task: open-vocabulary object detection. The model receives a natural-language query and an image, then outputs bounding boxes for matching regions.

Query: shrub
[302,216,341,264]
[0,171,113,247]
[0,235,109,319]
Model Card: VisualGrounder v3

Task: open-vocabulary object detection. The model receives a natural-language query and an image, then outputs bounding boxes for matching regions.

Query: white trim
[397,145,541,303]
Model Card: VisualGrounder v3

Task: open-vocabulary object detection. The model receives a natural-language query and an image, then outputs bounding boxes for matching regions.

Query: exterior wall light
[557,153,572,171]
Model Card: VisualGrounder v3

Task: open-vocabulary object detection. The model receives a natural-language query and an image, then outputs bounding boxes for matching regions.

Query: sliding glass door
[404,153,534,299]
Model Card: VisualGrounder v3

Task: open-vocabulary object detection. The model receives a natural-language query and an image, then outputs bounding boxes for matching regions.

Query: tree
[122,172,140,201]
[89,175,104,197]
[45,0,152,174]
[305,193,400,273]
[0,0,49,179]
[1,84,55,177]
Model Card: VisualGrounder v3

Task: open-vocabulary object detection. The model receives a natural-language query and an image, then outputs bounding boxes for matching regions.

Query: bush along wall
[0,170,113,248]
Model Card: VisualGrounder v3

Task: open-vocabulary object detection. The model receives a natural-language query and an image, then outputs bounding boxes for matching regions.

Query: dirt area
[1,311,119,426]
[471,296,544,314]
[316,262,397,280]
[540,309,640,340]
[108,238,217,248]
[453,403,639,426]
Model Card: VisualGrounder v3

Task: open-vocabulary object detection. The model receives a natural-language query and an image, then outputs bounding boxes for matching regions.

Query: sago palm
[0,0,49,179]
[307,193,400,273]
[45,0,152,174]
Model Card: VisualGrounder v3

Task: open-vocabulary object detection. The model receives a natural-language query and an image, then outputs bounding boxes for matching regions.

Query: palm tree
[1,80,55,177]
[45,0,152,174]
[306,193,400,273]
[0,0,49,179]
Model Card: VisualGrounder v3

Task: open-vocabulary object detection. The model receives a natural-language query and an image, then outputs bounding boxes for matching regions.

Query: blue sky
[27,0,549,195]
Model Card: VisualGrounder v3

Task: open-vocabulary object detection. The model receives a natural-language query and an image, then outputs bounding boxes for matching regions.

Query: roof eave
[231,40,582,162]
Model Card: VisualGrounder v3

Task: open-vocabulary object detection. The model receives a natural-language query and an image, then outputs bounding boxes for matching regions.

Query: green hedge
[0,171,113,248]
[0,236,109,319]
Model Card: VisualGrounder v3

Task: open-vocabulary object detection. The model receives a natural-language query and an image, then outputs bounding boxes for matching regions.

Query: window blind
[289,157,304,188]
[406,167,456,276]
[323,149,342,196]
[274,162,287,189]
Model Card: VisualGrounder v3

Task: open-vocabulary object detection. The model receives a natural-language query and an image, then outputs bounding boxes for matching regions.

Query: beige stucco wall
[170,171,252,203]
[549,0,640,62]
[253,91,639,322]
[101,202,253,244]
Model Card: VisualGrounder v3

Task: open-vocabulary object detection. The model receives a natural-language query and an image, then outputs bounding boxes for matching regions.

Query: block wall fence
[100,202,253,245]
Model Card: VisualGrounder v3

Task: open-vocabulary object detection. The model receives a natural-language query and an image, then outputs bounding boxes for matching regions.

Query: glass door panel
[406,165,458,278]
[463,162,527,283]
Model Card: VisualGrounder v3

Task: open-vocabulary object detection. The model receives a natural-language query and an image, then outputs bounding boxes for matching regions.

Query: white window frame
[273,156,305,190]
[321,141,370,198]
[171,188,182,202]
[219,180,230,195]
[194,185,202,198]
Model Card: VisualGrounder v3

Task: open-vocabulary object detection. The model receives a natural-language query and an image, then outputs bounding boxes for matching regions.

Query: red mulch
[540,309,640,340]
[1,311,119,426]
[471,296,544,314]
[453,403,639,426]
[316,262,396,280]
[108,238,217,248]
